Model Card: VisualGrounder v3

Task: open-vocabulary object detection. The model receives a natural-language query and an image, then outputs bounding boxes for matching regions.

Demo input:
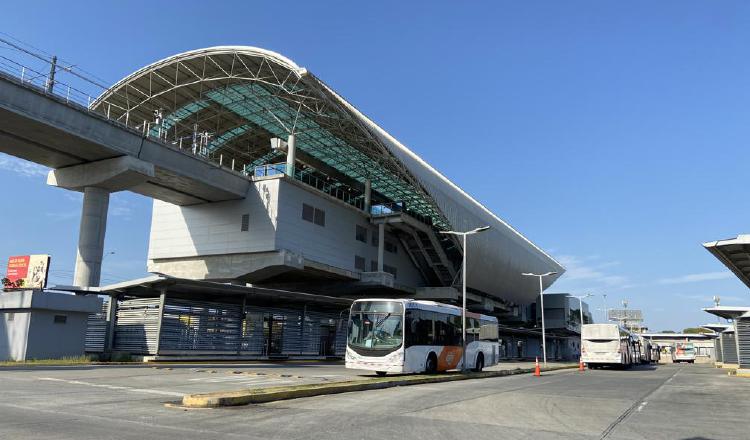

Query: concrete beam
[148,250,305,282]
[47,156,154,192]
[0,74,250,206]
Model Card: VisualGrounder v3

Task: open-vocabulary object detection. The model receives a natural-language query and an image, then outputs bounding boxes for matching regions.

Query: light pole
[440,225,490,372]
[522,271,558,367]
[568,294,592,362]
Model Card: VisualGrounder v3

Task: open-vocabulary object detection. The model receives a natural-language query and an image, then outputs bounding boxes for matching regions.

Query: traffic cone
[534,357,541,377]
[579,358,585,372]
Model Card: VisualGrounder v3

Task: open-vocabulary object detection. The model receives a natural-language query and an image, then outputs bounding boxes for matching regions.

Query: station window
[370,260,379,272]
[371,228,379,247]
[53,315,67,324]
[302,203,325,227]
[240,213,250,231]
[313,207,325,226]
[355,225,367,243]
[354,255,366,272]
[385,240,398,254]
[302,203,315,222]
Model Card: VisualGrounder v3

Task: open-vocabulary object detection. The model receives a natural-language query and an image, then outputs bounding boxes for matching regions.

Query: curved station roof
[93,46,564,303]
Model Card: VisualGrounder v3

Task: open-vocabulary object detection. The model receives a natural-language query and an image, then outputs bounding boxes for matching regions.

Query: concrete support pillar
[378,223,385,272]
[285,134,296,177]
[364,179,372,213]
[73,187,110,287]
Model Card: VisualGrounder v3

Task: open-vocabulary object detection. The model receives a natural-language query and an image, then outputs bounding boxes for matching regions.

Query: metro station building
[10,47,565,360]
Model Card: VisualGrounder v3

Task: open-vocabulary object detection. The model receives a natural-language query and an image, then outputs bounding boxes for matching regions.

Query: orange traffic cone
[579,358,585,372]
[534,357,541,377]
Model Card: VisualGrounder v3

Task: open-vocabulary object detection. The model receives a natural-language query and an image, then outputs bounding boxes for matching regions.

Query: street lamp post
[440,226,490,372]
[522,271,558,367]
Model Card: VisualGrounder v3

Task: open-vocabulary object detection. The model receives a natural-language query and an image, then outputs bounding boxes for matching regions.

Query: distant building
[531,293,593,360]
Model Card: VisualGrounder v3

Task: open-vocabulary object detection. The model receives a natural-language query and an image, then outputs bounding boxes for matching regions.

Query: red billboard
[4,255,50,289]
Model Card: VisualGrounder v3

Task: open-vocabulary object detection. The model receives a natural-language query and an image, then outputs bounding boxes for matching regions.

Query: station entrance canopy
[703,235,750,289]
[91,46,563,303]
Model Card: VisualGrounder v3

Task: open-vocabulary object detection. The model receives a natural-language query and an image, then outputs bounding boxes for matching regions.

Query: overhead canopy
[703,235,750,289]
[703,306,750,320]
[641,333,716,340]
[701,323,731,333]
[54,275,352,307]
[92,46,564,303]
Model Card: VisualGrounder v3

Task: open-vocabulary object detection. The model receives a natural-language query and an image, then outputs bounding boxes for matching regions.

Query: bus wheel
[375,371,387,377]
[473,353,484,372]
[425,353,437,374]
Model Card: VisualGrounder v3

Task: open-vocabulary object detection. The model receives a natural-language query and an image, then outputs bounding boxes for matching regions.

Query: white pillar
[377,223,385,272]
[364,179,372,213]
[285,134,296,177]
[73,187,109,287]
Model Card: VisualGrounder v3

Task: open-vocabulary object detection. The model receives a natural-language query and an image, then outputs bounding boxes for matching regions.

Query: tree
[661,330,676,333]
[683,327,711,334]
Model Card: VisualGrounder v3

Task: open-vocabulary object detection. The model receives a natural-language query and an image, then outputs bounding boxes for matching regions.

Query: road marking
[600,366,683,439]
[37,377,183,397]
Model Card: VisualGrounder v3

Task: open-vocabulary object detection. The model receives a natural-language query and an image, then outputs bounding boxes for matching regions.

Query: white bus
[345,299,500,375]
[581,324,637,368]
[672,342,696,363]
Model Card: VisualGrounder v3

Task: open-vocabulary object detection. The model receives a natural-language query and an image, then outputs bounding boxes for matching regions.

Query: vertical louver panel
[114,298,161,354]
[735,319,750,368]
[722,332,738,365]
[159,298,243,352]
[85,300,108,353]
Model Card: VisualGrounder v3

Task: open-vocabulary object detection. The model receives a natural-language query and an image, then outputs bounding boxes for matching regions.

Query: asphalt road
[0,362,745,439]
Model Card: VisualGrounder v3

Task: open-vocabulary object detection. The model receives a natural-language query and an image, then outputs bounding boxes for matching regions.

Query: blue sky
[1,1,749,331]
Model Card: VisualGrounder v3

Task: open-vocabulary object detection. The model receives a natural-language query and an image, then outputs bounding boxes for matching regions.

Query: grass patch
[0,354,100,367]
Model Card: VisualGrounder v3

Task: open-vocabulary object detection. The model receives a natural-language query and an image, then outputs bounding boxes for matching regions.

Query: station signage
[3,255,50,289]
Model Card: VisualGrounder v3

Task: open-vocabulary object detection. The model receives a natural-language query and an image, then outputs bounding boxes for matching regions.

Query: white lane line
[637,401,648,412]
[37,377,183,397]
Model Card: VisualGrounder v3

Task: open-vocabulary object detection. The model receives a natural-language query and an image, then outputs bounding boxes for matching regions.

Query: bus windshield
[348,301,403,350]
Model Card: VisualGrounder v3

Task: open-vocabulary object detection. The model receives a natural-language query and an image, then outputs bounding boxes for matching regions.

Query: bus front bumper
[345,348,404,373]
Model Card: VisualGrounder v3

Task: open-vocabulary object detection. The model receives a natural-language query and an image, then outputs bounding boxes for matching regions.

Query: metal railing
[0,38,253,178]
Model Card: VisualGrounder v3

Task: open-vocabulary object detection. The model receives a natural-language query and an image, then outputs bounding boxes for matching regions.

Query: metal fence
[736,319,750,368]
[110,296,346,357]
[721,331,738,365]
[85,299,108,353]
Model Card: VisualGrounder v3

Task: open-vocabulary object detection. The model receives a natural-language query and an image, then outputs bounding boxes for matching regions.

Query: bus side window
[405,310,417,347]
[417,311,435,345]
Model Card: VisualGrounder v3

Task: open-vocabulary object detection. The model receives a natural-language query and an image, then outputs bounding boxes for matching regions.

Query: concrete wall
[149,179,279,260]
[275,179,425,286]
[0,291,101,361]
[0,311,30,361]
[25,310,89,360]
[148,176,425,287]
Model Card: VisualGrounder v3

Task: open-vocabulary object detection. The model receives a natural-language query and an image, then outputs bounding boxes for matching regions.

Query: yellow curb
[182,364,578,408]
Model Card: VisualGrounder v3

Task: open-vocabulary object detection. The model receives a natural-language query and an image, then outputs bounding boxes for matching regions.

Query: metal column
[285,134,296,177]
[377,223,385,272]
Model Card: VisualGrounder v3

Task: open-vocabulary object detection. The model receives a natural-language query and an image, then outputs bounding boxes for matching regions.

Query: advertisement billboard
[4,255,50,289]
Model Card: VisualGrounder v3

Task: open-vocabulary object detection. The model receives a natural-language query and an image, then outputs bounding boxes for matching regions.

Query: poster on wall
[4,255,51,289]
